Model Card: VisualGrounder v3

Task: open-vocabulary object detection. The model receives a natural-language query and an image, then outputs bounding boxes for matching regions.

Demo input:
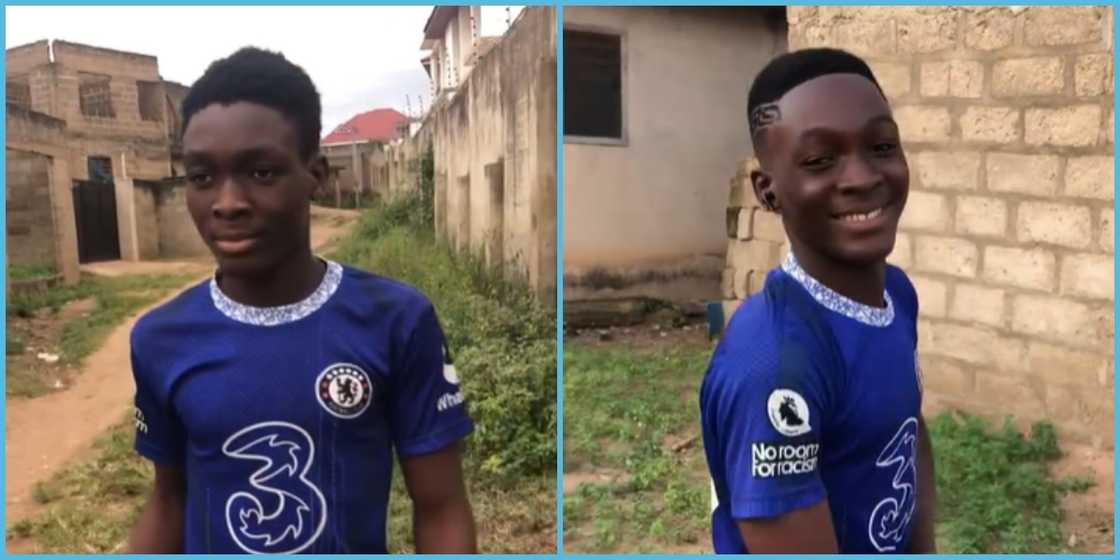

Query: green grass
[563,342,713,552]
[9,263,57,282]
[6,273,194,398]
[930,413,1094,553]
[9,418,150,553]
[563,339,1093,554]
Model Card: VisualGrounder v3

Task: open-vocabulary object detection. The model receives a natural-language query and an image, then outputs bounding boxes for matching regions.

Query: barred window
[79,73,114,118]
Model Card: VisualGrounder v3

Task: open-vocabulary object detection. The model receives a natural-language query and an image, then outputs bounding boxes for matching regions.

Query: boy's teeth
[841,207,883,222]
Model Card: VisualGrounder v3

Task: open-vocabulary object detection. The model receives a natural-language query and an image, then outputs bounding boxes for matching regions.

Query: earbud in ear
[763,191,778,211]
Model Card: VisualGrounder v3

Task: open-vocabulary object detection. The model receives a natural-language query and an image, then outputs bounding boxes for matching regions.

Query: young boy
[699,48,937,554]
[127,48,476,554]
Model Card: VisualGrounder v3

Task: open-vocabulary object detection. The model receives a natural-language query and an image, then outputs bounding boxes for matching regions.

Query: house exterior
[320,107,409,205]
[5,39,207,284]
[562,6,788,305]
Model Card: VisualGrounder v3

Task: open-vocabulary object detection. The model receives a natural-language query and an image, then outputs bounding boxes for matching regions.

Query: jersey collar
[210,259,343,326]
[780,252,894,328]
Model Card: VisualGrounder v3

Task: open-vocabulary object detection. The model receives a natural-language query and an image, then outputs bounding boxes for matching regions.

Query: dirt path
[1053,443,1114,553]
[4,207,359,529]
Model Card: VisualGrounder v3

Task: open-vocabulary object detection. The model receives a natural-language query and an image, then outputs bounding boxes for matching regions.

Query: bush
[329,193,555,485]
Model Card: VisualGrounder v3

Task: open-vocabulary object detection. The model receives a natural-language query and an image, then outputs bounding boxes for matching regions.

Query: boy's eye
[251,168,275,181]
[802,155,834,169]
[187,173,212,187]
[872,142,898,155]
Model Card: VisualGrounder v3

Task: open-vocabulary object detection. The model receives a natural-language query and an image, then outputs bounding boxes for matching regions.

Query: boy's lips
[213,235,261,255]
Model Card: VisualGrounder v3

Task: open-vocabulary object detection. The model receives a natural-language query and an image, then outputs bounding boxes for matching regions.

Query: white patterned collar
[780,252,894,327]
[210,259,343,326]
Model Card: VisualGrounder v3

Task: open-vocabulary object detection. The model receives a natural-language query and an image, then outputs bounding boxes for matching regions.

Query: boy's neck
[217,249,326,308]
[788,243,887,308]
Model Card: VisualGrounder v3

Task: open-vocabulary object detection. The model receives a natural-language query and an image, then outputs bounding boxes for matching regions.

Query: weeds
[931,413,1093,553]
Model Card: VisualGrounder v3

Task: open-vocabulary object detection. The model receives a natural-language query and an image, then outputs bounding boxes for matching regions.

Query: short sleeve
[702,333,832,520]
[131,329,187,465]
[389,302,474,457]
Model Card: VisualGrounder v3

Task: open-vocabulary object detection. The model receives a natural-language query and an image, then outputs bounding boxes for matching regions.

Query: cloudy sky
[6,6,522,134]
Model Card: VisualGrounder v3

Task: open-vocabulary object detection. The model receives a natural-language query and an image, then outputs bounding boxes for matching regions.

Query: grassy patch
[564,336,1093,554]
[9,418,150,553]
[6,273,193,398]
[930,413,1093,553]
[9,263,56,282]
[563,341,713,552]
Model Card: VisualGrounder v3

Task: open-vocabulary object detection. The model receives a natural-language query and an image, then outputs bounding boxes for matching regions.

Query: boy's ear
[750,168,779,212]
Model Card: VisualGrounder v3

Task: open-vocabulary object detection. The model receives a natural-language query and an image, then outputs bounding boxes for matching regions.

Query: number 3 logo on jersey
[223,422,327,554]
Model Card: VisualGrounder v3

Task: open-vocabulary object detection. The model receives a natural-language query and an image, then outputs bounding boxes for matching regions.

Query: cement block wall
[725,6,1115,447]
[386,6,557,300]
[6,107,80,284]
[6,149,58,268]
[155,179,209,259]
[133,184,160,260]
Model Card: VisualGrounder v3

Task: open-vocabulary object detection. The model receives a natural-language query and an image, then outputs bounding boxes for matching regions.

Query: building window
[7,77,31,110]
[136,81,163,122]
[88,156,113,183]
[79,73,115,118]
[564,29,622,140]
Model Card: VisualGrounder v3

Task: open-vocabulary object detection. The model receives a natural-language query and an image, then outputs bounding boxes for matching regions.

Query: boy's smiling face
[182,101,325,278]
[752,73,909,267]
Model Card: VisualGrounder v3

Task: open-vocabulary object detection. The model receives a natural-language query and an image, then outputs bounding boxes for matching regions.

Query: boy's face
[752,73,909,266]
[182,102,325,277]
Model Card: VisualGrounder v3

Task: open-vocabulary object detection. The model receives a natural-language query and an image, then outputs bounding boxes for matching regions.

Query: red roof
[322,108,408,145]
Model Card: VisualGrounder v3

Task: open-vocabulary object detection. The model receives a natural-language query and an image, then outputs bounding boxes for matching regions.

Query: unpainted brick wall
[725,6,1115,447]
[6,149,58,268]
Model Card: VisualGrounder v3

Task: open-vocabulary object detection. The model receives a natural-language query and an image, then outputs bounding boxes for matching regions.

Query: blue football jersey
[131,260,473,553]
[700,253,923,554]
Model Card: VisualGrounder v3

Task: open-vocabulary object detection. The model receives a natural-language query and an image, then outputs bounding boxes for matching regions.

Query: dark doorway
[72,157,120,263]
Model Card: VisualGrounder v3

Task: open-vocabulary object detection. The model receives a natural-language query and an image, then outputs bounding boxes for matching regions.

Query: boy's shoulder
[336,263,435,318]
[712,268,837,382]
[884,263,918,319]
[132,279,212,343]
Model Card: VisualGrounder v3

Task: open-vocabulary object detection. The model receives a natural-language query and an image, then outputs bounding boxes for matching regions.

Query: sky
[6,6,522,135]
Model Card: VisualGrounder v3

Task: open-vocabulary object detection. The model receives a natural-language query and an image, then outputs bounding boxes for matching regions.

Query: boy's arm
[910,415,938,553]
[128,464,187,553]
[737,499,839,553]
[400,442,477,553]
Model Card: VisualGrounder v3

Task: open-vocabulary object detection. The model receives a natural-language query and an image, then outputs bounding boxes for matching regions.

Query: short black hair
[748,48,883,140]
[181,47,322,160]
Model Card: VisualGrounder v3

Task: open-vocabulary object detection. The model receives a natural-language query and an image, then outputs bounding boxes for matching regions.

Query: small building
[5,39,208,284]
[561,6,788,305]
[320,108,408,206]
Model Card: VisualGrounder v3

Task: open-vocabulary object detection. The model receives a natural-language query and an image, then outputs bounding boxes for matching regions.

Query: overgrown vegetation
[6,273,193,398]
[930,413,1094,553]
[564,335,1094,554]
